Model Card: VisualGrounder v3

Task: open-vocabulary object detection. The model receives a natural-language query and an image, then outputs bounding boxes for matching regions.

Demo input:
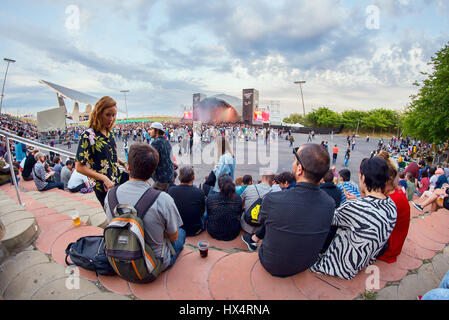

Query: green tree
[304,107,342,128]
[402,43,449,143]
[283,113,304,124]
[341,110,366,130]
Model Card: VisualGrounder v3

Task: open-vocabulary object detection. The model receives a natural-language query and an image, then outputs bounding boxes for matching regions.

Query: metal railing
[0,128,76,206]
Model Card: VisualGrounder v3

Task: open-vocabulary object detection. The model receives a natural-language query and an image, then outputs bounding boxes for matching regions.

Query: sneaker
[412,202,423,212]
[242,234,258,252]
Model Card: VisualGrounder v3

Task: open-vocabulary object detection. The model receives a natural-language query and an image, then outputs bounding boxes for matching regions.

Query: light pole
[120,90,129,120]
[294,80,306,117]
[0,58,16,115]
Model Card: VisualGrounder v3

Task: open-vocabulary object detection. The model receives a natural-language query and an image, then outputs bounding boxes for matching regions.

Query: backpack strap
[107,186,119,217]
[133,189,176,256]
[134,188,161,220]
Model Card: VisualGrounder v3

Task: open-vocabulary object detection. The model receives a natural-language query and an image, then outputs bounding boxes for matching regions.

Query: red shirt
[377,189,410,263]
[332,147,339,154]
[404,162,419,180]
[418,177,430,194]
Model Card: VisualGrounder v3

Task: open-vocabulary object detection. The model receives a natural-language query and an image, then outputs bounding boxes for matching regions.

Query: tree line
[282,107,401,134]
[283,42,449,144]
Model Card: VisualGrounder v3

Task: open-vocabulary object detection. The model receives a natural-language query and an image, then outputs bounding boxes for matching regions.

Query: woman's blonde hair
[88,96,117,132]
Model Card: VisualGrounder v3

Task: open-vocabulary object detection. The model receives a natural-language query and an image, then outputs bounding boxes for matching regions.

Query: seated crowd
[99,140,448,281]
[2,128,449,282]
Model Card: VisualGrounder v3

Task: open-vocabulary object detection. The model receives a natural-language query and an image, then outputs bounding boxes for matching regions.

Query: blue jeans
[422,270,449,300]
[201,211,208,230]
[42,182,64,191]
[168,228,186,268]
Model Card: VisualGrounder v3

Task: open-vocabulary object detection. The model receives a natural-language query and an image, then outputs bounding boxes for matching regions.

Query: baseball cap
[150,122,164,131]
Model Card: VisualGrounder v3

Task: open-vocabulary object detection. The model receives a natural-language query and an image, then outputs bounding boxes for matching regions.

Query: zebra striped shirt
[310,196,397,280]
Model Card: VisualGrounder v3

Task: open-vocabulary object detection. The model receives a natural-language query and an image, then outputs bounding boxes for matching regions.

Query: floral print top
[75,128,120,192]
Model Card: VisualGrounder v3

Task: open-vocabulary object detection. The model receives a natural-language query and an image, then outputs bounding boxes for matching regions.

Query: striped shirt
[310,196,397,280]
[337,181,361,205]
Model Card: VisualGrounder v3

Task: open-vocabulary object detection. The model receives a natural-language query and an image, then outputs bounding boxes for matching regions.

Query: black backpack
[243,186,271,227]
[65,236,116,276]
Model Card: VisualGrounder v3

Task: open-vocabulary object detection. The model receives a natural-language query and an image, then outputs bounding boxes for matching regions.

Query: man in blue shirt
[150,122,174,192]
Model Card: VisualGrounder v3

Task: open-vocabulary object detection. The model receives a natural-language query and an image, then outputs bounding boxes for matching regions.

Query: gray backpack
[104,187,174,284]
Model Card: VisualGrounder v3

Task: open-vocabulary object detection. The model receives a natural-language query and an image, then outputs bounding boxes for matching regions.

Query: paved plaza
[57,132,379,186]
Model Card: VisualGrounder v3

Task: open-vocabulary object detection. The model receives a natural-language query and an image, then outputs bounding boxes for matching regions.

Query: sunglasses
[293,147,306,170]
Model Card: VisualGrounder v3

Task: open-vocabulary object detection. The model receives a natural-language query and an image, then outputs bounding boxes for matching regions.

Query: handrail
[0,128,76,206]
[0,129,76,158]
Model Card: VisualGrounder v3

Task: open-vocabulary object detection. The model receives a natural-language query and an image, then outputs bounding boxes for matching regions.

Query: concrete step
[0,199,40,265]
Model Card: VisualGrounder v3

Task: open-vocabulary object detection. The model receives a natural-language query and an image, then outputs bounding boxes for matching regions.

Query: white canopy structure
[37,107,67,132]
[39,80,126,122]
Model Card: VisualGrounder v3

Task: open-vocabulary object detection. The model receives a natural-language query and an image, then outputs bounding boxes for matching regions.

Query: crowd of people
[1,99,449,299]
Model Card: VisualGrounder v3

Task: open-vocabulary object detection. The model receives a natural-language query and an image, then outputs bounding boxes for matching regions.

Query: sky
[0,0,448,119]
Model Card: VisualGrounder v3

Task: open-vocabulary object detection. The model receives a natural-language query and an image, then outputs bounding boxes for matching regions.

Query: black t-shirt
[22,153,36,178]
[258,182,335,277]
[320,182,342,208]
[167,184,205,236]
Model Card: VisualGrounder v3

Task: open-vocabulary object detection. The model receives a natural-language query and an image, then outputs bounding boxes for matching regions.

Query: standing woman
[75,96,129,207]
[210,135,235,196]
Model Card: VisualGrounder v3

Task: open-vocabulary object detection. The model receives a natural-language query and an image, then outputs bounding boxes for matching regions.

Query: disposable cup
[198,241,209,258]
[72,211,81,227]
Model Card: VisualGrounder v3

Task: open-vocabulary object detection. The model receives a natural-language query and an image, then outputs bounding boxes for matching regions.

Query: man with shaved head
[241,143,335,278]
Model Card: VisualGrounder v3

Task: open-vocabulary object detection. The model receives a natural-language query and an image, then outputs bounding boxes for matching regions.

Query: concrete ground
[56,132,379,185]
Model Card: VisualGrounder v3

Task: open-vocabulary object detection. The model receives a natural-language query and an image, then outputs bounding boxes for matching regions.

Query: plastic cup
[72,211,81,227]
[198,241,209,258]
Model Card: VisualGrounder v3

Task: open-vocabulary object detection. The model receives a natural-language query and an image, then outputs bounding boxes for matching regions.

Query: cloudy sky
[0,0,448,118]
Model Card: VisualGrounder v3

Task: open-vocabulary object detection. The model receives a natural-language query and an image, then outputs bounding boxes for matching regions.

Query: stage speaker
[242,89,259,124]
[192,93,206,121]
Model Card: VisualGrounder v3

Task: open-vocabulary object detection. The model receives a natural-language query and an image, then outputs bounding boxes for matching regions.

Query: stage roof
[40,80,98,105]
[210,94,242,115]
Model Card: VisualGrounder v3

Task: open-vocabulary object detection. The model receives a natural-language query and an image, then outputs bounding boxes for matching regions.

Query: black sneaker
[412,202,423,212]
[242,234,258,252]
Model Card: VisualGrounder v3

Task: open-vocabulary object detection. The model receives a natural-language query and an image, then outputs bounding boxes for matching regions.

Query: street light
[294,80,306,117]
[0,58,16,115]
[120,90,129,120]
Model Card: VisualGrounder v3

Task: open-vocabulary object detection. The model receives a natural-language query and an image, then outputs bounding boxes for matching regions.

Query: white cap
[150,122,164,131]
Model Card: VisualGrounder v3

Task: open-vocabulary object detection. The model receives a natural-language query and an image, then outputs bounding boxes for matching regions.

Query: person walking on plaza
[123,138,129,161]
[332,144,339,164]
[75,96,129,207]
[344,147,351,167]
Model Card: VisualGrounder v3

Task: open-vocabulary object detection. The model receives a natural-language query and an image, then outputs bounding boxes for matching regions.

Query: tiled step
[0,247,50,296]
[0,191,40,264]
[1,181,449,300]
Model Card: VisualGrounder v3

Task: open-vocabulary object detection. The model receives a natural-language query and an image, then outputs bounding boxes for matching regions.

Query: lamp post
[0,58,16,115]
[120,90,129,120]
[294,80,306,117]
